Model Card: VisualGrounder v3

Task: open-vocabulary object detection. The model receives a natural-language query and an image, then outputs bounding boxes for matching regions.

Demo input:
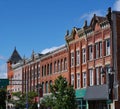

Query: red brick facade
[22,46,69,95]
[8,8,120,109]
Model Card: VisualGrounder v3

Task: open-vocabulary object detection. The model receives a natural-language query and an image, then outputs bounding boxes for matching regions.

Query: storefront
[75,88,88,109]
[84,84,112,109]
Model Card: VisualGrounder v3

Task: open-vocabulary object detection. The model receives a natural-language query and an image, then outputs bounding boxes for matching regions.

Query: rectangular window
[76,50,80,65]
[99,42,102,57]
[71,74,74,86]
[99,66,103,85]
[96,67,99,85]
[106,39,110,56]
[88,45,93,60]
[77,73,80,88]
[61,60,64,71]
[89,69,93,86]
[64,58,67,71]
[83,72,86,88]
[95,43,99,59]
[82,48,86,63]
[71,52,74,67]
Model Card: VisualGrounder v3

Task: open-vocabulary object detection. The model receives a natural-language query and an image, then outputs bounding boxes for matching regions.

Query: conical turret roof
[8,47,22,64]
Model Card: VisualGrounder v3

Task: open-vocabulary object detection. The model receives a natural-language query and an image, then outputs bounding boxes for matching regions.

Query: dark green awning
[75,88,86,98]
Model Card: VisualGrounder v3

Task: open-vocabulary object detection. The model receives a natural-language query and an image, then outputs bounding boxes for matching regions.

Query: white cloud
[113,0,120,11]
[0,55,6,60]
[79,10,103,24]
[0,63,7,78]
[41,44,65,54]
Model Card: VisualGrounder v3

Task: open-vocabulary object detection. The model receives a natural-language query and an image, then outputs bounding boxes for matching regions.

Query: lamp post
[26,80,28,109]
[37,84,42,109]
[101,66,114,100]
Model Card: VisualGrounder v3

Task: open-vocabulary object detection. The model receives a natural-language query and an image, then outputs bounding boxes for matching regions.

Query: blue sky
[0,0,120,78]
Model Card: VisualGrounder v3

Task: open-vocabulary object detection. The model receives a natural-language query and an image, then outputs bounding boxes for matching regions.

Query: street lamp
[36,84,42,109]
[101,66,114,100]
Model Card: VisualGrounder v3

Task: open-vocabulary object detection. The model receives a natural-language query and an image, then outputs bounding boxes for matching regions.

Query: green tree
[42,75,77,109]
[0,88,7,109]
[12,91,37,109]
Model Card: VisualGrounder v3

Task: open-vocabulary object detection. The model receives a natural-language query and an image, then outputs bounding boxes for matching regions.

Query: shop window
[76,99,87,109]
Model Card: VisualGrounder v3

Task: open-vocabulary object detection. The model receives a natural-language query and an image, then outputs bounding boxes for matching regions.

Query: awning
[75,88,86,98]
[84,84,109,100]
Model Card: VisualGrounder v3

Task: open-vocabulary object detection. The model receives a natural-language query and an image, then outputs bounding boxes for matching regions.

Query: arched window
[50,63,52,75]
[47,64,49,75]
[58,60,60,72]
[42,82,44,94]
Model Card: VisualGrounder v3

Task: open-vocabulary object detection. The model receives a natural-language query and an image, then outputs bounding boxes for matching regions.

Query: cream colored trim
[82,69,86,72]
[95,38,102,43]
[76,48,80,51]
[88,66,94,69]
[95,63,102,67]
[104,35,110,40]
[88,42,93,46]
[70,50,74,52]
[82,45,86,48]
[105,61,110,65]
[76,72,80,74]
[71,72,74,74]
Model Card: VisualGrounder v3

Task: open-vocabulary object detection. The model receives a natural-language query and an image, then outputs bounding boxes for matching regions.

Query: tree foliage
[41,75,77,109]
[0,88,6,109]
[11,91,37,109]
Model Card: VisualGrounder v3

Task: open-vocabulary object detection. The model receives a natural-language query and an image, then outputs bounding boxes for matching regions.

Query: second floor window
[96,67,100,85]
[95,43,99,59]
[82,48,86,63]
[106,39,110,56]
[88,45,93,60]
[83,72,86,88]
[58,60,60,72]
[89,69,93,86]
[100,42,102,57]
[71,74,74,86]
[77,73,80,88]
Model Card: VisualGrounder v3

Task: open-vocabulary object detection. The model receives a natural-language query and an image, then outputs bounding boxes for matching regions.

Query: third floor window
[71,52,74,67]
[76,50,80,65]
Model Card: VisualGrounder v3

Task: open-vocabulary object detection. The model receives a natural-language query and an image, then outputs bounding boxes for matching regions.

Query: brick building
[22,45,69,96]
[7,47,22,93]
[7,8,120,109]
[65,8,120,109]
